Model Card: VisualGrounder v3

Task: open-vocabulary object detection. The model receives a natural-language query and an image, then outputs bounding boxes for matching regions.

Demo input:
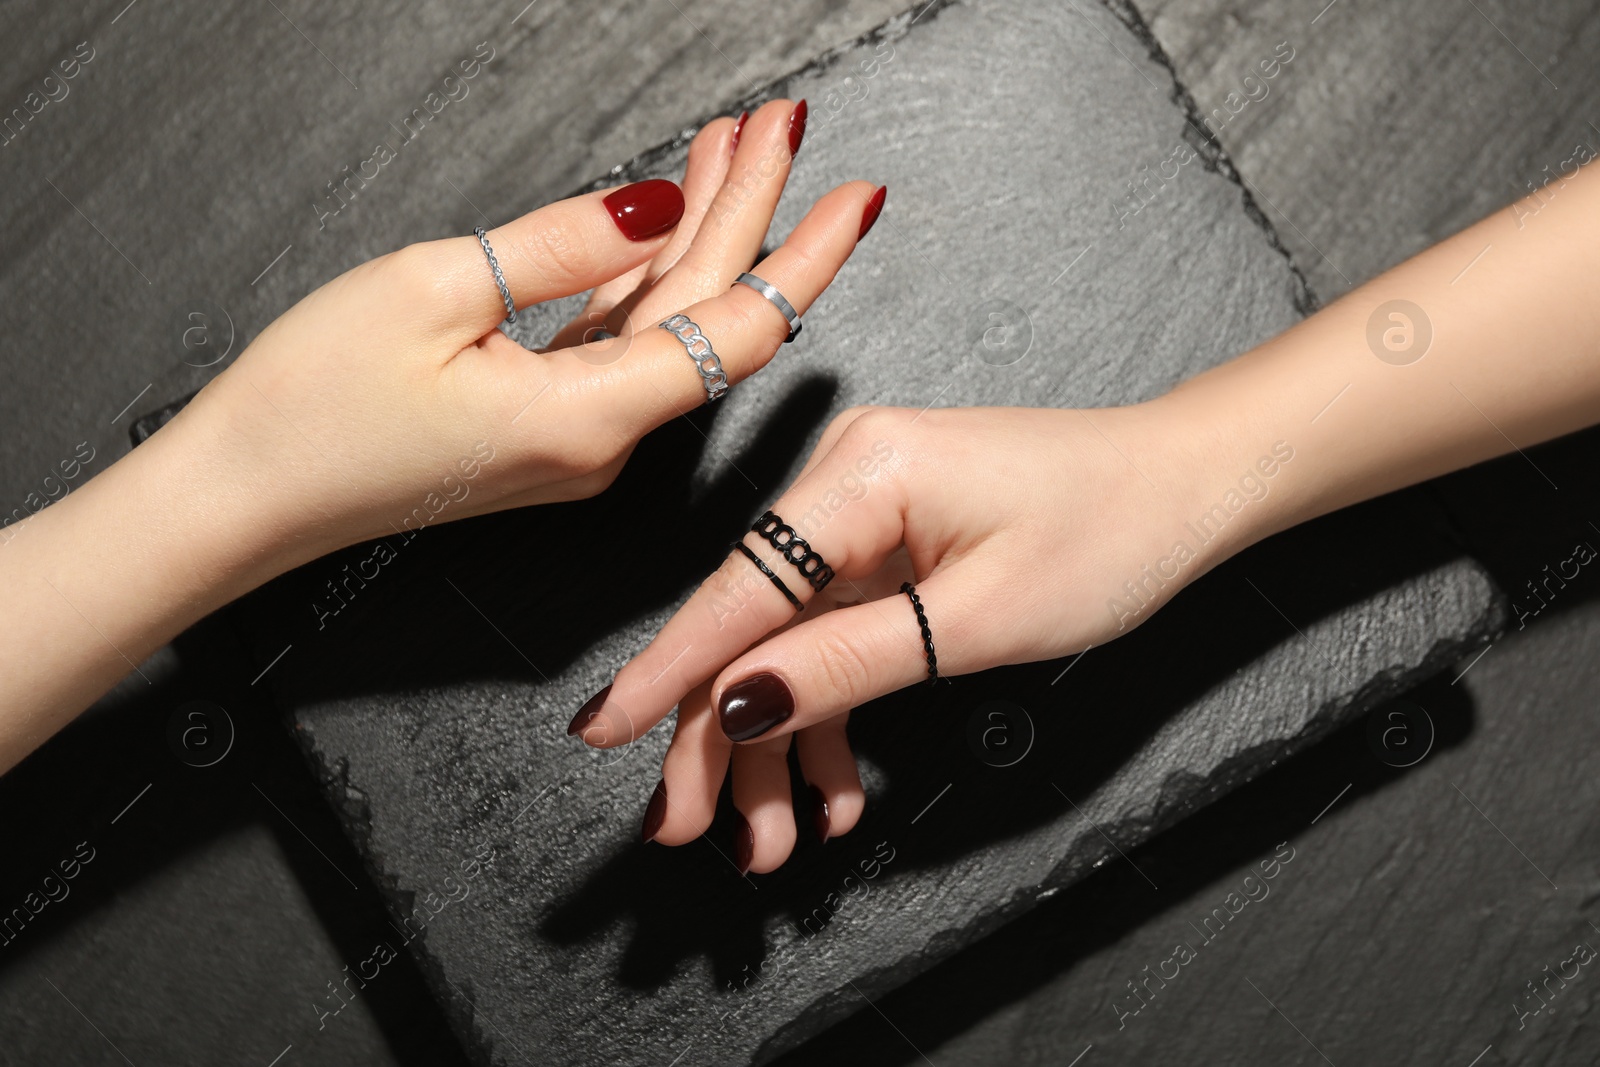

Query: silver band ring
[659,314,730,403]
[474,226,517,324]
[733,272,801,343]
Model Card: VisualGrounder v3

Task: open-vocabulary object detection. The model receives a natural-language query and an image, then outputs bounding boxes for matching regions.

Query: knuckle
[370,241,454,307]
[811,630,873,709]
[520,216,590,286]
[828,405,880,434]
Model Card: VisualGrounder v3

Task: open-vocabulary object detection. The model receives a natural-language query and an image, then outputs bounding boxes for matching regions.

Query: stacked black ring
[900,582,938,685]
[751,510,835,592]
[732,542,803,612]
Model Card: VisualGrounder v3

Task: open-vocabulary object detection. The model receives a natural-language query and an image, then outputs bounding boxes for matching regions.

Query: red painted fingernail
[718,673,794,742]
[567,683,611,737]
[730,111,748,156]
[788,100,808,158]
[641,780,668,844]
[603,179,684,241]
[859,185,887,239]
[734,810,755,875]
[810,785,831,843]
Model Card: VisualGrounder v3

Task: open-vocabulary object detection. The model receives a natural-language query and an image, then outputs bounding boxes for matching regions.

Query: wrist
[1133,388,1298,573]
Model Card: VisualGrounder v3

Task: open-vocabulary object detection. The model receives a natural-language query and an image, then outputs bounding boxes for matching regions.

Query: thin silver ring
[733,272,801,343]
[474,226,517,324]
[659,314,729,403]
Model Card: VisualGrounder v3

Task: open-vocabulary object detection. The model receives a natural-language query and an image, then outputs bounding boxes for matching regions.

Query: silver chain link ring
[659,314,730,402]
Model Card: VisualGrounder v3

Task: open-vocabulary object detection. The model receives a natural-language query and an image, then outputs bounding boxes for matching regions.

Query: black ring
[751,510,835,592]
[901,582,938,685]
[733,542,803,612]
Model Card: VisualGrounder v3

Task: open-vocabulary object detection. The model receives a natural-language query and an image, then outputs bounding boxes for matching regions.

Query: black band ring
[751,510,835,592]
[900,582,938,685]
[733,542,803,612]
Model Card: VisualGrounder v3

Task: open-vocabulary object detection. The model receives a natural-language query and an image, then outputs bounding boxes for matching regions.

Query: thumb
[408,180,686,347]
[709,566,980,744]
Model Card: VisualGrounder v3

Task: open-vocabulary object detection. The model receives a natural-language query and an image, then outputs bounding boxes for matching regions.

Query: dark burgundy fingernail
[810,785,831,843]
[567,683,612,737]
[734,810,755,875]
[718,673,794,742]
[858,185,887,240]
[603,179,684,241]
[641,779,668,843]
[730,111,748,155]
[788,100,808,158]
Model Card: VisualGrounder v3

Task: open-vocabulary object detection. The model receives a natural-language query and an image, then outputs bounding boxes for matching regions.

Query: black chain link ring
[750,510,835,592]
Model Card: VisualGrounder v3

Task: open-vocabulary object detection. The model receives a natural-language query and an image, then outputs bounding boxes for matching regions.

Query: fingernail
[788,100,808,158]
[567,683,612,737]
[858,185,887,240]
[734,810,755,875]
[730,110,749,156]
[718,673,794,742]
[809,785,831,843]
[603,179,685,241]
[641,779,668,843]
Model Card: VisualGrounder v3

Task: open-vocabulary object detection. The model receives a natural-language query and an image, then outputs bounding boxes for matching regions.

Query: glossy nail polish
[730,110,749,155]
[641,780,668,843]
[603,179,685,241]
[809,785,831,843]
[788,100,808,158]
[567,683,611,737]
[734,810,755,875]
[858,185,887,240]
[718,673,795,742]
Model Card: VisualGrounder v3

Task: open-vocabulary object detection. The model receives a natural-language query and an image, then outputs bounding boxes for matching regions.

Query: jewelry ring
[901,582,938,685]
[473,226,516,324]
[751,510,834,592]
[733,272,802,343]
[659,314,730,403]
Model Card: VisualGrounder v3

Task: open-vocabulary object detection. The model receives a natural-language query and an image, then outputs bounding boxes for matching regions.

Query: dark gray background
[2,1,1599,1065]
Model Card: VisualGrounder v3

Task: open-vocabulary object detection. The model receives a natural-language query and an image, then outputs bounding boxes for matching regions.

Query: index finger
[563,181,887,436]
[568,416,910,748]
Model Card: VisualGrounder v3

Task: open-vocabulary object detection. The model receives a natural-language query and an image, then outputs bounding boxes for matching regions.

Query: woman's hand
[184,98,876,573]
[0,97,889,771]
[572,401,1282,871]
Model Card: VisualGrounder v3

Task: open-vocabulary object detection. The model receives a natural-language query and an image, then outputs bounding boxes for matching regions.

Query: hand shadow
[533,478,1483,993]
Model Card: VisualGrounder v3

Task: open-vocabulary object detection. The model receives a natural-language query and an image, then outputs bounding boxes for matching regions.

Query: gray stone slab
[216,0,1500,1063]
[1132,0,1600,299]
[783,595,1599,1067]
[0,0,907,1061]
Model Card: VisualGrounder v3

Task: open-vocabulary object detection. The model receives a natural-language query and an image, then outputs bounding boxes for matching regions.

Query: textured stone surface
[780,595,1600,1067]
[213,0,1501,1063]
[776,1,1600,1059]
[0,0,908,1062]
[1133,0,1600,300]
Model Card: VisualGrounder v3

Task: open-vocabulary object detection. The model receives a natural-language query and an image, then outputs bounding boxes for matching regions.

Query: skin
[587,158,1600,873]
[0,98,884,772]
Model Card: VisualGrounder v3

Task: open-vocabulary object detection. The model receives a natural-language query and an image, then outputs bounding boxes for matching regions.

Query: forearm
[0,404,302,772]
[1162,158,1600,548]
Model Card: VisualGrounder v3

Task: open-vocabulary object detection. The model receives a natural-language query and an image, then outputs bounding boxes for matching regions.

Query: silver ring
[474,226,517,324]
[733,272,801,343]
[659,314,729,403]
